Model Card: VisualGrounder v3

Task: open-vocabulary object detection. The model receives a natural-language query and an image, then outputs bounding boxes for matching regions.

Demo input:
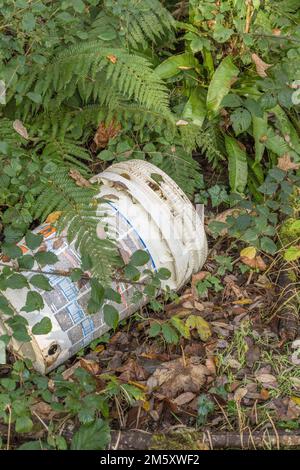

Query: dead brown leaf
[69,169,91,187]
[240,255,267,271]
[251,53,272,78]
[172,392,196,406]
[277,154,300,172]
[92,120,121,150]
[106,54,117,63]
[13,120,29,139]
[147,357,209,398]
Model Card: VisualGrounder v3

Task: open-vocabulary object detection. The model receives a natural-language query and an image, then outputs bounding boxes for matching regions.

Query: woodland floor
[1,158,300,451]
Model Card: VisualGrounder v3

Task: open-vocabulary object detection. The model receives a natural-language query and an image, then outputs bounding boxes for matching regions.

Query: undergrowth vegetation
[0,0,300,450]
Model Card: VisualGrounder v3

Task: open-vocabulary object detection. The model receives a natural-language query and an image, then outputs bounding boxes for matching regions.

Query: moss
[279,218,300,244]
[150,430,208,450]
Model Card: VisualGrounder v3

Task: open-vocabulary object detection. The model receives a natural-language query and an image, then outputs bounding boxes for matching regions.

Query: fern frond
[34,168,120,285]
[25,43,172,120]
[149,148,203,198]
[196,124,225,168]
[102,0,175,49]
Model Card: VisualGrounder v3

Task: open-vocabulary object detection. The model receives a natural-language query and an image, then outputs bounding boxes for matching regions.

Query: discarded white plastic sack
[0,160,207,373]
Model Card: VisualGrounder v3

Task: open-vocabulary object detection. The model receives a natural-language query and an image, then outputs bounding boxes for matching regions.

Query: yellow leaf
[142,400,151,412]
[186,314,211,342]
[45,211,62,224]
[240,246,257,259]
[291,396,300,406]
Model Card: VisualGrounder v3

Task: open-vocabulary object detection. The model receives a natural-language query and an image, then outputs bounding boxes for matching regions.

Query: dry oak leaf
[277,154,300,172]
[251,53,272,78]
[146,357,210,398]
[69,169,91,187]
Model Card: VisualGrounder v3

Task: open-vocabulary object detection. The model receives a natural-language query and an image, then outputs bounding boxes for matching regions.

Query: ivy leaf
[130,250,150,266]
[231,108,252,135]
[71,419,110,450]
[25,232,43,251]
[29,274,52,292]
[21,291,44,312]
[12,325,31,343]
[35,251,58,266]
[103,304,119,329]
[32,317,52,335]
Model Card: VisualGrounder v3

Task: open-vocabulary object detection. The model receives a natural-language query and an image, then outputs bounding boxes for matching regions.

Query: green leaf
[207,57,239,116]
[25,232,43,251]
[225,135,248,193]
[88,279,105,314]
[260,236,277,254]
[2,243,23,259]
[170,316,190,339]
[12,325,31,343]
[22,291,44,312]
[21,13,36,32]
[161,323,178,344]
[18,255,34,270]
[6,274,28,290]
[32,317,52,335]
[156,268,171,280]
[98,149,115,161]
[26,92,42,104]
[155,53,199,79]
[183,88,207,127]
[283,246,300,262]
[148,322,161,337]
[130,250,150,266]
[231,108,252,135]
[253,115,268,163]
[15,416,33,434]
[104,287,121,303]
[124,264,140,281]
[103,304,119,329]
[29,274,52,292]
[71,419,110,450]
[35,251,58,266]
